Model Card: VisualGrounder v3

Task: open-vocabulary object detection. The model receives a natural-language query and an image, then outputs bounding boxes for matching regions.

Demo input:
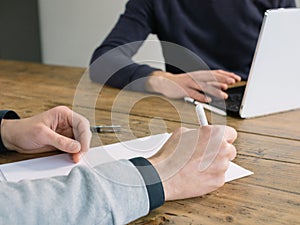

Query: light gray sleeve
[0,159,150,225]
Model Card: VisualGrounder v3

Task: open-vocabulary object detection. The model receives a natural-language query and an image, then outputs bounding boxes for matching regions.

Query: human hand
[0,106,92,163]
[148,125,237,201]
[146,70,241,103]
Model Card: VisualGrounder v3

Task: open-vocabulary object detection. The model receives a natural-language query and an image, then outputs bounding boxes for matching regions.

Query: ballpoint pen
[90,125,121,133]
[195,104,208,126]
[184,96,227,116]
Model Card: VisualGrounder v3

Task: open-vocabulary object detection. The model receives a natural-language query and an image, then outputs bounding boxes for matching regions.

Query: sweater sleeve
[0,158,164,225]
[0,110,20,152]
[89,0,159,92]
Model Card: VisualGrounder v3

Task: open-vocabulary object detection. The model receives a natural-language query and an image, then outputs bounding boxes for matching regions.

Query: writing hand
[149,125,237,200]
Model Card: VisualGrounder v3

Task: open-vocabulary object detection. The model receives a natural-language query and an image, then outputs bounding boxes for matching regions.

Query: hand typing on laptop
[146,69,241,103]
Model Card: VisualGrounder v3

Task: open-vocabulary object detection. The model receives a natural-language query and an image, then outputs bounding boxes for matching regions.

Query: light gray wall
[38,0,126,67]
[38,0,163,68]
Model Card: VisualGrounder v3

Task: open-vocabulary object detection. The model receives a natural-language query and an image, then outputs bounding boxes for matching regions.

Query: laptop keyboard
[209,85,246,116]
[226,92,243,111]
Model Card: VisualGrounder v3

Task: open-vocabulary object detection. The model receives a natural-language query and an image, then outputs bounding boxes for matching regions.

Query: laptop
[208,8,300,118]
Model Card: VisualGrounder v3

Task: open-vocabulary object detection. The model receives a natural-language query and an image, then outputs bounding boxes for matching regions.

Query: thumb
[46,129,81,153]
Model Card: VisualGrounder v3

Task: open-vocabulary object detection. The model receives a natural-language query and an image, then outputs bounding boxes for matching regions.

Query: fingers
[188,89,212,102]
[223,126,238,144]
[68,111,92,154]
[189,70,241,84]
[209,143,236,174]
[196,125,237,172]
[210,125,237,160]
[186,70,241,101]
[53,106,91,152]
[160,126,238,201]
[44,128,82,154]
[72,152,81,163]
[206,81,228,90]
[65,109,91,163]
[228,143,237,161]
[148,70,240,102]
[188,86,227,102]
[201,83,228,99]
[44,127,86,163]
[211,70,241,84]
[47,106,91,163]
[212,126,237,163]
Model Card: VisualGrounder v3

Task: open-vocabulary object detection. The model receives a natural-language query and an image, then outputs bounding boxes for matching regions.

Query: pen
[184,97,227,116]
[195,104,208,126]
[90,125,121,133]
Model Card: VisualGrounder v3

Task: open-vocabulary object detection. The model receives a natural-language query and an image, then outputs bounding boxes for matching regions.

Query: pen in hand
[90,125,121,133]
[196,104,208,126]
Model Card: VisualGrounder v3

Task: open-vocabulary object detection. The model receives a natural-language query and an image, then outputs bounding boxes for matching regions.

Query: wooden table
[0,60,299,224]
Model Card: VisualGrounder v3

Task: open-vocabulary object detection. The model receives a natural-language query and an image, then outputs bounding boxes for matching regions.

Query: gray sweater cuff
[0,110,20,152]
[129,157,165,210]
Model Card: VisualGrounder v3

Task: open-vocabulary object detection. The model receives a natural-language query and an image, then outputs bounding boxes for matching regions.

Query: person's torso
[150,0,295,79]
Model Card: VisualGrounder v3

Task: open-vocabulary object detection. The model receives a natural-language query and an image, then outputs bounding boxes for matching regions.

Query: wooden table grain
[0,60,299,225]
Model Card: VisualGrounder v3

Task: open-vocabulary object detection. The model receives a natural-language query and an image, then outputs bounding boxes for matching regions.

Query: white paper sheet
[0,133,253,182]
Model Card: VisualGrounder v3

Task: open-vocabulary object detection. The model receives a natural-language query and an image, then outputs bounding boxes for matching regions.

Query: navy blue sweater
[90,0,295,91]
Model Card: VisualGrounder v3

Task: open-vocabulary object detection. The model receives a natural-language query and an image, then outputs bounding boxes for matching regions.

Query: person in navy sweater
[90,0,295,103]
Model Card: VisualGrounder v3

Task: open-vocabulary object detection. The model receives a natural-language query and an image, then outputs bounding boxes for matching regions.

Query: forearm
[145,70,173,93]
[90,55,158,92]
[89,0,160,92]
[0,159,164,224]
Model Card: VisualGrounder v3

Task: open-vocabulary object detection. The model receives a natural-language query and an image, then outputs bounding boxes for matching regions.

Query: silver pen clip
[90,125,121,133]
